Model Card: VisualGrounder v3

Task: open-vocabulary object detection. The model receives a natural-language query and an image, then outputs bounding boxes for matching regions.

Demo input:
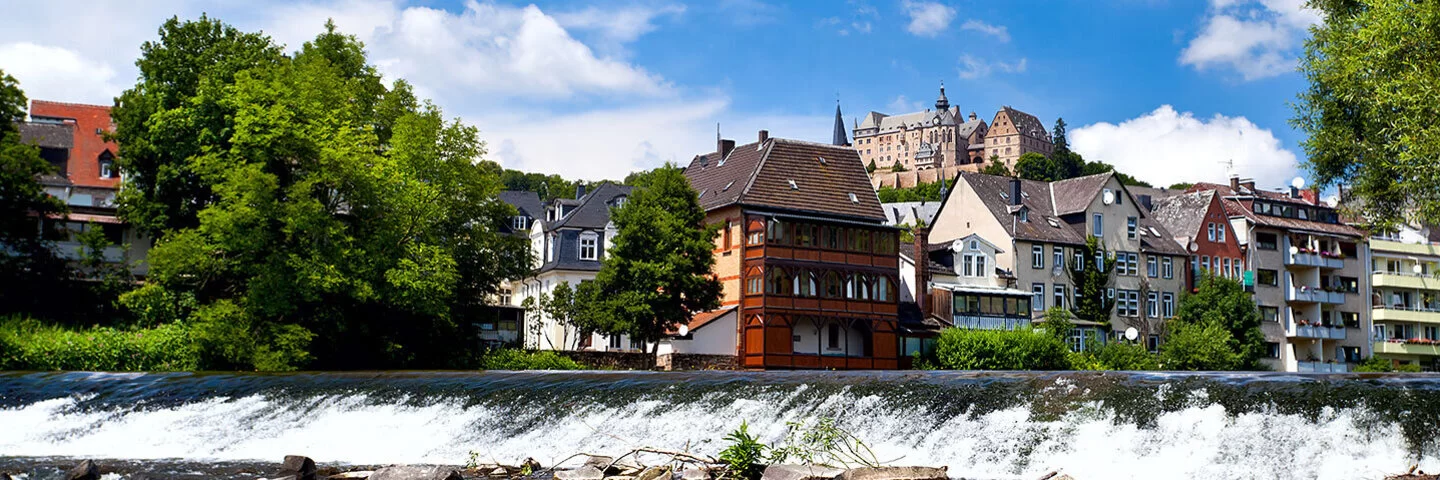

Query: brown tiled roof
[1193,182,1366,238]
[672,306,737,335]
[684,137,886,222]
[1150,191,1214,245]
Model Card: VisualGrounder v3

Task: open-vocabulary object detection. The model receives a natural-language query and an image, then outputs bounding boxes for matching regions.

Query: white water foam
[1,387,1434,480]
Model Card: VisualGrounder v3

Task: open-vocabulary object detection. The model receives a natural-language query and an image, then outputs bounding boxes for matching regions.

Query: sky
[0,0,1320,190]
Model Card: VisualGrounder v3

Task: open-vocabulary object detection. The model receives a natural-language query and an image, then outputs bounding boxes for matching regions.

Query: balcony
[1372,306,1440,325]
[1283,237,1344,269]
[1297,361,1350,373]
[1372,272,1440,290]
[1286,284,1345,304]
[1374,340,1440,357]
[1286,322,1348,340]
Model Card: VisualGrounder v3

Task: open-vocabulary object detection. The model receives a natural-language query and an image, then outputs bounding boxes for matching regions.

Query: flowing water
[1,370,1439,480]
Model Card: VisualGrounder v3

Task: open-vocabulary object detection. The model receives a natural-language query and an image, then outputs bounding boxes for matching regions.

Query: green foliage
[623,164,684,190]
[1087,341,1159,371]
[1176,274,1264,369]
[1051,118,1069,152]
[478,349,586,370]
[0,69,73,320]
[1015,152,1064,182]
[587,163,722,351]
[932,327,1072,370]
[1038,307,1073,342]
[768,417,882,469]
[0,316,200,371]
[897,217,927,243]
[876,182,945,203]
[1355,356,1423,373]
[978,160,1013,176]
[1294,0,1440,230]
[1167,182,1195,190]
[889,162,908,173]
[1066,237,1118,327]
[480,159,611,202]
[866,159,877,173]
[719,421,766,480]
[1159,318,1241,371]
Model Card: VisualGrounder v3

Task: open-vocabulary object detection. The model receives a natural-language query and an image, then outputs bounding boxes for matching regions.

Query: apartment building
[1368,227,1440,371]
[1149,190,1247,292]
[1194,179,1370,372]
[929,171,1188,351]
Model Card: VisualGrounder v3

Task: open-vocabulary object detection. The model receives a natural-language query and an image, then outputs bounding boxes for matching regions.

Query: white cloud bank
[1071,105,1298,189]
[1180,0,1321,80]
[901,0,955,37]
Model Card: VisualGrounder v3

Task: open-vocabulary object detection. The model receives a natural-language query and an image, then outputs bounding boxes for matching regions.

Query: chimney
[1289,186,1301,199]
[1240,178,1256,192]
[1009,177,1022,206]
[1229,175,1240,191]
[1138,194,1153,212]
[576,184,586,199]
[914,226,931,319]
[718,138,736,159]
[969,111,977,121]
[758,129,769,143]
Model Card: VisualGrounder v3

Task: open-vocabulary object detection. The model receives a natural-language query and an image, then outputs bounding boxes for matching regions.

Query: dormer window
[511,216,529,231]
[98,151,115,179]
[579,232,598,261]
[613,196,627,208]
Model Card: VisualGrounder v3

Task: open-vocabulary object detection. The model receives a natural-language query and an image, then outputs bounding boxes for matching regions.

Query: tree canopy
[1294,0,1440,231]
[0,69,71,318]
[1175,273,1265,370]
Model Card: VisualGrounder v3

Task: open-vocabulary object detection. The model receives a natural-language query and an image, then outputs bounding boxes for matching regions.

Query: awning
[935,283,1034,297]
[47,212,124,224]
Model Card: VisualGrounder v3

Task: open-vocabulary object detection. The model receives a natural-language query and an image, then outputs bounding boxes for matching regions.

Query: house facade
[502,184,645,352]
[17,100,150,276]
[682,131,902,370]
[980,107,1053,169]
[1192,180,1370,372]
[853,84,990,172]
[929,172,1188,352]
[1367,230,1440,371]
[1149,189,1247,292]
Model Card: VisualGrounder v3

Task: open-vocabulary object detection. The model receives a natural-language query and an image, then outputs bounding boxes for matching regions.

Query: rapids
[1,370,1438,480]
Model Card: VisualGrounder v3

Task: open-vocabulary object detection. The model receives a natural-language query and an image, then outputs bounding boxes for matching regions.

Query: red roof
[668,306,737,336]
[29,100,120,189]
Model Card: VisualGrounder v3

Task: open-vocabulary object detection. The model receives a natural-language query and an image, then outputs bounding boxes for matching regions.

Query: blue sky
[0,0,1317,189]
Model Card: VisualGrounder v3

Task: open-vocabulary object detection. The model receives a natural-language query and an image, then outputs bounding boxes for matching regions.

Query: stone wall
[557,351,657,370]
[658,353,740,371]
[870,164,982,189]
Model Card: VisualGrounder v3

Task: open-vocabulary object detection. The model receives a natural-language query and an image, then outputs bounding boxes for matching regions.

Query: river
[1,371,1438,479]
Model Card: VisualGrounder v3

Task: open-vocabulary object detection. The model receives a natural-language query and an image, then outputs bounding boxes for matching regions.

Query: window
[511,216,528,231]
[723,221,733,249]
[1217,223,1226,242]
[767,219,787,243]
[579,233,598,260]
[1256,232,1278,250]
[823,272,843,298]
[499,288,512,305]
[1073,250,1084,271]
[747,275,763,295]
[1092,214,1103,237]
[1222,258,1232,278]
[1032,283,1045,310]
[1207,223,1216,242]
[747,230,763,246]
[1342,312,1359,329]
[1162,293,1174,318]
[1123,253,1139,276]
[1266,342,1281,359]
[609,335,622,349]
[827,324,841,350]
[1127,217,1137,239]
[1116,253,1129,277]
[1053,247,1064,271]
[767,268,790,295]
[1162,257,1173,279]
[1257,269,1278,286]
[1260,306,1279,322]
[875,276,892,302]
[1032,245,1044,269]
[1054,285,1067,309]
[1147,256,1158,278]
[1201,256,1210,272]
[1147,292,1159,318]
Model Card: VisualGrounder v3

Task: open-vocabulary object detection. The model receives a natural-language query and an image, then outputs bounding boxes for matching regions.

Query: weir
[1,371,1438,480]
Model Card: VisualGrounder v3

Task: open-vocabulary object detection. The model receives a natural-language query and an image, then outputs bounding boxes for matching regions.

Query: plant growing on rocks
[767,418,882,469]
[719,421,766,480]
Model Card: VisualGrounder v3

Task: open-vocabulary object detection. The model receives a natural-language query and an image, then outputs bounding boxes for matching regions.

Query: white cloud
[901,0,955,37]
[957,54,1027,79]
[886,95,923,113]
[553,3,686,54]
[0,43,120,106]
[960,19,1008,42]
[1070,105,1299,189]
[1180,0,1321,80]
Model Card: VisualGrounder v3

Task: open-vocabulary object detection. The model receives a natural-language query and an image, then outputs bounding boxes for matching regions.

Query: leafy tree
[1051,117,1069,152]
[1014,152,1063,182]
[537,281,609,350]
[1294,0,1440,230]
[623,164,684,189]
[1159,318,1241,371]
[1038,306,1072,343]
[889,162,908,173]
[1176,274,1264,369]
[1066,236,1117,328]
[979,159,1012,176]
[112,14,286,236]
[0,69,71,319]
[1168,182,1195,190]
[120,19,529,369]
[587,163,722,355]
[866,159,877,173]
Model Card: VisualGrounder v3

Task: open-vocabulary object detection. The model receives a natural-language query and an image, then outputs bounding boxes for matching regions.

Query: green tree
[120,19,529,370]
[1168,182,1194,190]
[979,159,1012,176]
[1294,0,1440,230]
[112,14,286,236]
[588,163,722,355]
[1159,318,1241,371]
[1014,152,1063,182]
[0,69,71,319]
[623,164,684,189]
[1066,236,1118,328]
[1038,306,1072,343]
[1175,274,1265,369]
[866,159,877,173]
[889,162,908,173]
[932,327,1071,370]
[1089,342,1159,370]
[1051,118,1069,152]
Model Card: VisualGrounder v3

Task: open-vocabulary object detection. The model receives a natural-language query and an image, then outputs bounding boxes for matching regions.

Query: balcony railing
[1286,284,1346,304]
[953,316,1033,331]
[1297,361,1350,373]
[1374,340,1440,357]
[1372,271,1440,290]
[1286,322,1348,340]
[1372,305,1440,325]
[1283,237,1345,269]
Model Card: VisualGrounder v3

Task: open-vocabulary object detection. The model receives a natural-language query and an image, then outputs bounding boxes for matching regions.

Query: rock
[63,460,100,480]
[0,473,12,480]
[761,465,845,480]
[839,467,947,480]
[680,468,710,480]
[522,458,543,473]
[328,472,375,479]
[280,455,319,480]
[367,465,463,480]
[555,466,606,480]
[603,476,636,480]
[636,466,672,480]
[585,456,638,475]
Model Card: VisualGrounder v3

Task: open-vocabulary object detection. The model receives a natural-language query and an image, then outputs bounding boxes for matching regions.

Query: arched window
[845,274,856,299]
[823,271,843,298]
[857,274,872,300]
[767,267,790,295]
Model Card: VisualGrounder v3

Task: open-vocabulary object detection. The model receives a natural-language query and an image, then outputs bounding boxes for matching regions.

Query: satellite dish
[1290,246,1299,255]
[1414,263,1424,274]
[1291,177,1306,189]
[1188,241,1200,253]
[677,324,690,337]
[1103,191,1116,205]
[1124,327,1139,341]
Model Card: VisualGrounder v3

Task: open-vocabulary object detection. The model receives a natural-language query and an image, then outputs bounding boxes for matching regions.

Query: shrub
[1356,356,1424,373]
[0,316,200,371]
[933,327,1071,370]
[719,421,766,480]
[1159,319,1241,371]
[479,349,586,370]
[1088,341,1159,371]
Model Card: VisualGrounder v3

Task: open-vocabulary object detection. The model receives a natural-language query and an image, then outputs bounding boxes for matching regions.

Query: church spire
[832,98,849,146]
[934,81,950,111]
